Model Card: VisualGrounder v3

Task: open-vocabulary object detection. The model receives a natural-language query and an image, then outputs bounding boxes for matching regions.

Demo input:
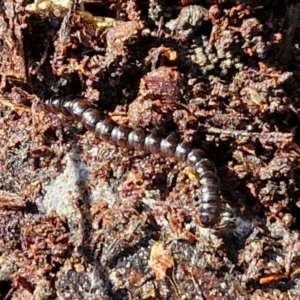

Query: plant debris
[1,0,300,299]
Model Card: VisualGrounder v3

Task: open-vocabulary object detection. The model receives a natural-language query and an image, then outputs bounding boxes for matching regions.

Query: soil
[1,0,300,299]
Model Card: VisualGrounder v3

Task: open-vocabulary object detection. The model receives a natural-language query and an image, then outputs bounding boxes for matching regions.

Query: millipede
[43,96,221,227]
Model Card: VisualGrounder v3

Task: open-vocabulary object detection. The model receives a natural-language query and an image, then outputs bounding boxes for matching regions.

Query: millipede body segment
[43,97,221,227]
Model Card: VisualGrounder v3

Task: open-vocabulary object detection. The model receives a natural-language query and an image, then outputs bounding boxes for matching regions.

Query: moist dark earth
[1,0,300,299]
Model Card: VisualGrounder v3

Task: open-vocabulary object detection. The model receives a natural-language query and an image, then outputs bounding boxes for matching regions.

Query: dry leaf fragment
[0,190,26,209]
[149,242,174,280]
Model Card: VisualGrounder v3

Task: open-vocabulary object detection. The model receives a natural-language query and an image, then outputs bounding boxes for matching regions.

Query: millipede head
[199,206,220,227]
[198,192,220,227]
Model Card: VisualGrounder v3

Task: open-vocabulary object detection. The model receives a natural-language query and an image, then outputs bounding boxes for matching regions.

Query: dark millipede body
[43,97,221,227]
